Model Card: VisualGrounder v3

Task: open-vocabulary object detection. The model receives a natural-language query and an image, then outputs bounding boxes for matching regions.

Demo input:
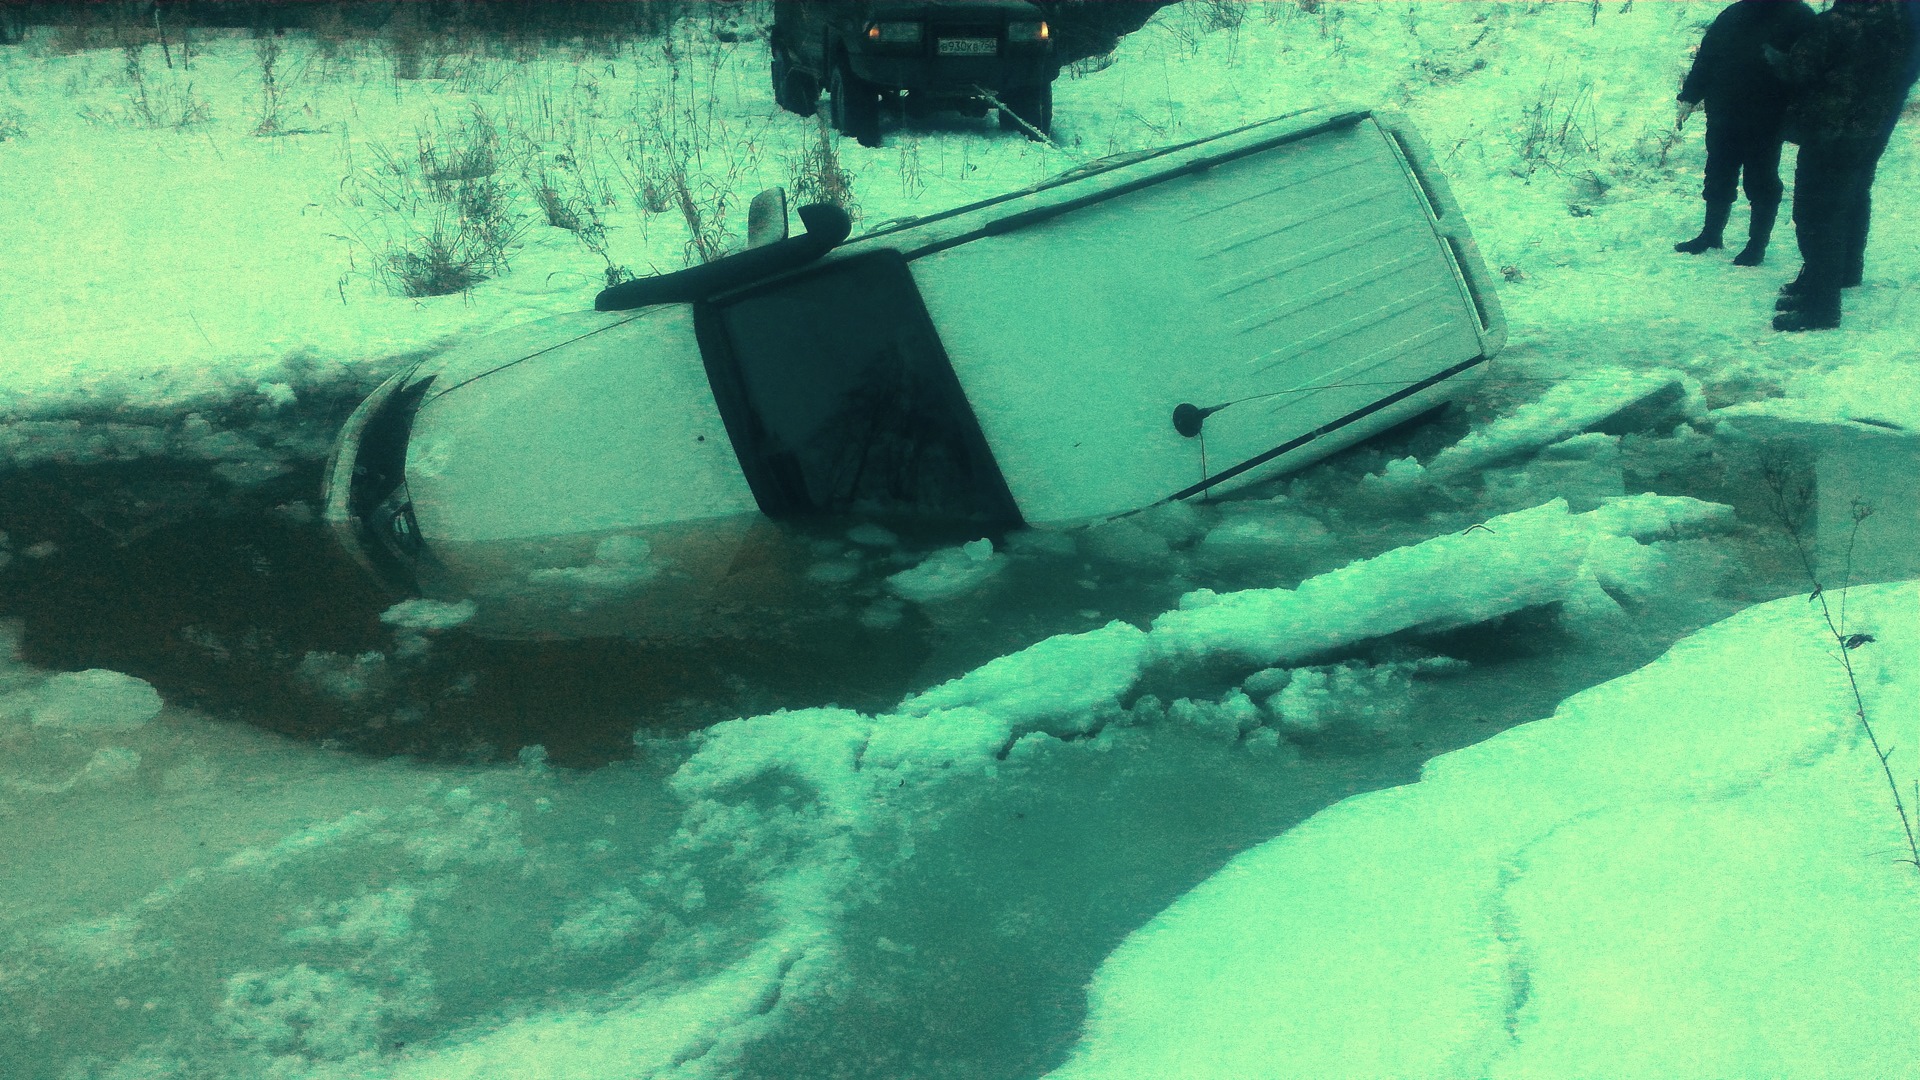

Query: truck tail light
[1008,19,1050,42]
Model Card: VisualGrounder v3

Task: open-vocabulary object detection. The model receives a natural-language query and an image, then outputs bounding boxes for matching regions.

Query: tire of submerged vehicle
[829,57,883,148]
[998,83,1053,140]
[771,50,821,116]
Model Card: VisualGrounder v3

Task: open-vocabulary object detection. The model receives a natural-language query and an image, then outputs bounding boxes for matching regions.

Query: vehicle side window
[697,251,1019,528]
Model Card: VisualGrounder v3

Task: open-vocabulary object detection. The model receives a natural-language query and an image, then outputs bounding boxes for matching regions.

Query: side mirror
[747,187,790,248]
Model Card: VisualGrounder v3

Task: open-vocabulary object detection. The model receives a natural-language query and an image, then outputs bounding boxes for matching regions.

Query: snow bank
[1050,582,1920,1080]
[1712,355,1920,435]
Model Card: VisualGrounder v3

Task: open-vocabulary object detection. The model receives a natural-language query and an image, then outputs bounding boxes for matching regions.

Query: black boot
[1675,199,1733,254]
[1779,269,1860,301]
[1773,291,1841,331]
[1732,198,1778,266]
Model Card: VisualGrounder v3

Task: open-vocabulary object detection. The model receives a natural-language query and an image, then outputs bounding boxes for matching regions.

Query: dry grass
[344,104,529,297]
[789,115,856,215]
[79,41,214,129]
[1509,62,1600,178]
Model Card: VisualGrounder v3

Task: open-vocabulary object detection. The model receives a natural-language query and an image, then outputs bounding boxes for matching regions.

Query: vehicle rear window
[696,250,1020,528]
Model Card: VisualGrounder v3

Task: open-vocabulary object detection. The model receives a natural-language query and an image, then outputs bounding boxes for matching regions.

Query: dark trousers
[1702,118,1785,206]
[1791,134,1890,301]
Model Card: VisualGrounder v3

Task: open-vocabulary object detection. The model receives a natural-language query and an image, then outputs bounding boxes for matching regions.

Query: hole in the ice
[0,453,943,767]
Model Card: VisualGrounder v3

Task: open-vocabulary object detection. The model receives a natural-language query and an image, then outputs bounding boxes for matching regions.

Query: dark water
[0,454,966,766]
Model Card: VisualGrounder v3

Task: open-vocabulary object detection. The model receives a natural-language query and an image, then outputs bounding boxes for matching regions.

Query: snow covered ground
[1054,584,1920,1079]
[2,3,1918,1078]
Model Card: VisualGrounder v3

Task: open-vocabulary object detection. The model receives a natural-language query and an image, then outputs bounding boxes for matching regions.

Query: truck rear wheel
[829,58,882,148]
[998,84,1053,140]
[771,52,820,116]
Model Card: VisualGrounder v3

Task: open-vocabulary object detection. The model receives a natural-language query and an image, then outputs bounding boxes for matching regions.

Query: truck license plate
[937,37,997,56]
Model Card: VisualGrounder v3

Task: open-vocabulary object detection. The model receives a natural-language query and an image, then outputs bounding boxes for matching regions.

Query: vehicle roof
[813,103,1508,524]
[837,103,1368,256]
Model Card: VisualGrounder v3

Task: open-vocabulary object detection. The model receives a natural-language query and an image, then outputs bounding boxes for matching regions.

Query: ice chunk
[1376,454,1429,488]
[380,597,479,631]
[1242,726,1287,757]
[900,620,1149,735]
[862,707,1017,782]
[1167,690,1263,742]
[1427,368,1701,480]
[1195,506,1330,570]
[641,495,1737,1079]
[1267,662,1416,735]
[1150,500,1592,667]
[1241,667,1292,697]
[1589,492,1736,540]
[6,669,163,731]
[886,538,1006,603]
[671,707,874,817]
[1480,432,1624,512]
[1148,496,1730,669]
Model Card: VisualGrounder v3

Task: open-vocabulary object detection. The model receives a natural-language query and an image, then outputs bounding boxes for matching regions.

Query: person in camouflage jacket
[1673,0,1818,265]
[1765,0,1920,330]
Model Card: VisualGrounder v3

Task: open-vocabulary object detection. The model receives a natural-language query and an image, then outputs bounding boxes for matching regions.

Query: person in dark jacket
[1768,0,1920,331]
[1674,0,1818,264]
